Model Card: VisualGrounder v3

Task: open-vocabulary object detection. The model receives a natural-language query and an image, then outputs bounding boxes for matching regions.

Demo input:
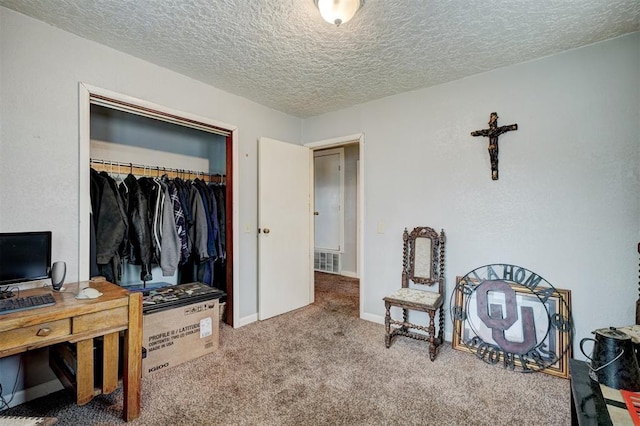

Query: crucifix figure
[471,112,518,180]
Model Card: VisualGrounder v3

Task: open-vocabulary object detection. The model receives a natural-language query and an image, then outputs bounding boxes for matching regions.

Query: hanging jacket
[117,176,130,260]
[174,178,193,257]
[193,179,216,259]
[123,174,153,282]
[206,184,223,260]
[138,177,161,265]
[158,178,180,276]
[169,180,189,264]
[100,172,129,261]
[90,169,126,268]
[212,184,226,257]
[189,184,209,261]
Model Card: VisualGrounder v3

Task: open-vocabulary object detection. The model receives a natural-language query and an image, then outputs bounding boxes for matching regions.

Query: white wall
[303,33,640,353]
[0,6,301,319]
[0,6,301,402]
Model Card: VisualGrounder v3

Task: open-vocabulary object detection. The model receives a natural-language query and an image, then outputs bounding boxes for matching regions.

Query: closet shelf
[90,158,225,183]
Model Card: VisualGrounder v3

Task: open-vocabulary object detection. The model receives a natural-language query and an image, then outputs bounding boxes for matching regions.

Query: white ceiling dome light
[314,0,365,26]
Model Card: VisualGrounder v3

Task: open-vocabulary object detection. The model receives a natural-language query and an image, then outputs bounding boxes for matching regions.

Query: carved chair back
[402,227,445,295]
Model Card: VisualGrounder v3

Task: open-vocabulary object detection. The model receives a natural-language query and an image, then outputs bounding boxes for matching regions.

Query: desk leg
[76,339,95,405]
[123,292,142,421]
[102,332,119,394]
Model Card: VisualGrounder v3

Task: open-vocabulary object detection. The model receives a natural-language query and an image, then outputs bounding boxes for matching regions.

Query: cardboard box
[142,298,219,377]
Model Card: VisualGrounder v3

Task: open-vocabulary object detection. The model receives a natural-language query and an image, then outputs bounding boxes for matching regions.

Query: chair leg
[438,306,445,344]
[402,308,409,332]
[428,310,438,361]
[384,301,392,348]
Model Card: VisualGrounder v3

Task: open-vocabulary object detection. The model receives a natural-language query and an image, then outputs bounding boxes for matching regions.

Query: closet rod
[89,158,225,183]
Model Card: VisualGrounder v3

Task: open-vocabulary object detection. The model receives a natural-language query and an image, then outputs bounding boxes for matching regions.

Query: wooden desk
[0,280,142,422]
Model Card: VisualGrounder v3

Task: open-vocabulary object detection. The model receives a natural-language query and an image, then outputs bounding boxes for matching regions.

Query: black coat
[90,169,126,265]
[123,174,153,282]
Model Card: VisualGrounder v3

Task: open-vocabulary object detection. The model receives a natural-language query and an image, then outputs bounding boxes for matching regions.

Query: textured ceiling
[1,0,638,118]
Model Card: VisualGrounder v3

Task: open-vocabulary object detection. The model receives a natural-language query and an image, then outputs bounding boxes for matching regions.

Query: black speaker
[50,261,66,291]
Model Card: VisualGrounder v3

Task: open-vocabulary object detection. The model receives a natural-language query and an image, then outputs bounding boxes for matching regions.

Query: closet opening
[78,84,238,326]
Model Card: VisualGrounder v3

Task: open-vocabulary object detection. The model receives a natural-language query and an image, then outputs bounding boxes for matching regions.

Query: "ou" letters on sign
[476,280,537,355]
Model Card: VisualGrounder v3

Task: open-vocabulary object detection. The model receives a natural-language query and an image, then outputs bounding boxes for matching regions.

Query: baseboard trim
[444,330,453,343]
[360,312,384,325]
[1,379,64,410]
[236,313,258,328]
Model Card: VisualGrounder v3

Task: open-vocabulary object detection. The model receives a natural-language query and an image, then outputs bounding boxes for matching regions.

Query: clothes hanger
[116,163,128,192]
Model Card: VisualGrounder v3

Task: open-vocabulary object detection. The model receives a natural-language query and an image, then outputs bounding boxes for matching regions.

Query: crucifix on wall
[471,112,518,180]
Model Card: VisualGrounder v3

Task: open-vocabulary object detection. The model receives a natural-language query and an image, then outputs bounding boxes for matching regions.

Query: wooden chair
[383,227,445,361]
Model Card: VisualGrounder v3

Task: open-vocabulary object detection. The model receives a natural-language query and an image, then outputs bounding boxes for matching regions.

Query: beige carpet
[1,272,570,425]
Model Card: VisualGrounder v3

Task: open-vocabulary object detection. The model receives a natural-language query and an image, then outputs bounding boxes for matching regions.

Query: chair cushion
[385,288,442,308]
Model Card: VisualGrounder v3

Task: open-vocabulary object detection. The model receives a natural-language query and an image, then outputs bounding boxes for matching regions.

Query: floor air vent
[314,251,340,274]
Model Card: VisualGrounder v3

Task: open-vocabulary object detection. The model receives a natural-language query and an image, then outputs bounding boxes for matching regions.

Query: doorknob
[314,211,319,215]
[263,228,270,234]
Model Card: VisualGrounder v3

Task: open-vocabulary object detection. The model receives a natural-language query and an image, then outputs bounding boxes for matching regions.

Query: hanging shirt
[168,180,189,264]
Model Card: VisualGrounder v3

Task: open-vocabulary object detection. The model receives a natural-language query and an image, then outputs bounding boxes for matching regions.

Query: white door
[314,149,344,252]
[258,137,312,320]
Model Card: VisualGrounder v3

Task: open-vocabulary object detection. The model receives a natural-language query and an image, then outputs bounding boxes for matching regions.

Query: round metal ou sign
[450,264,573,374]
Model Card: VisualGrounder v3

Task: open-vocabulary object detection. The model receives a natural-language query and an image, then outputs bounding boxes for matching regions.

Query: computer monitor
[0,231,52,286]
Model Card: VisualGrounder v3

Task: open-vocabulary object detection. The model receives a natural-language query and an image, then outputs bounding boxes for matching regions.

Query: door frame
[304,133,364,318]
[78,83,241,326]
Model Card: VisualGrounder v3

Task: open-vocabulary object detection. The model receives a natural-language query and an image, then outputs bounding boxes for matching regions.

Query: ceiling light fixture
[314,0,364,27]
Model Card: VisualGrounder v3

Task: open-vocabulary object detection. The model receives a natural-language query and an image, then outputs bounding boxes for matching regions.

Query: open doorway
[306,135,363,318]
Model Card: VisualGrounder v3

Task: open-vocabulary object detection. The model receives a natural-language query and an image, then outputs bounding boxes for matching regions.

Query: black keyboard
[0,293,56,315]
